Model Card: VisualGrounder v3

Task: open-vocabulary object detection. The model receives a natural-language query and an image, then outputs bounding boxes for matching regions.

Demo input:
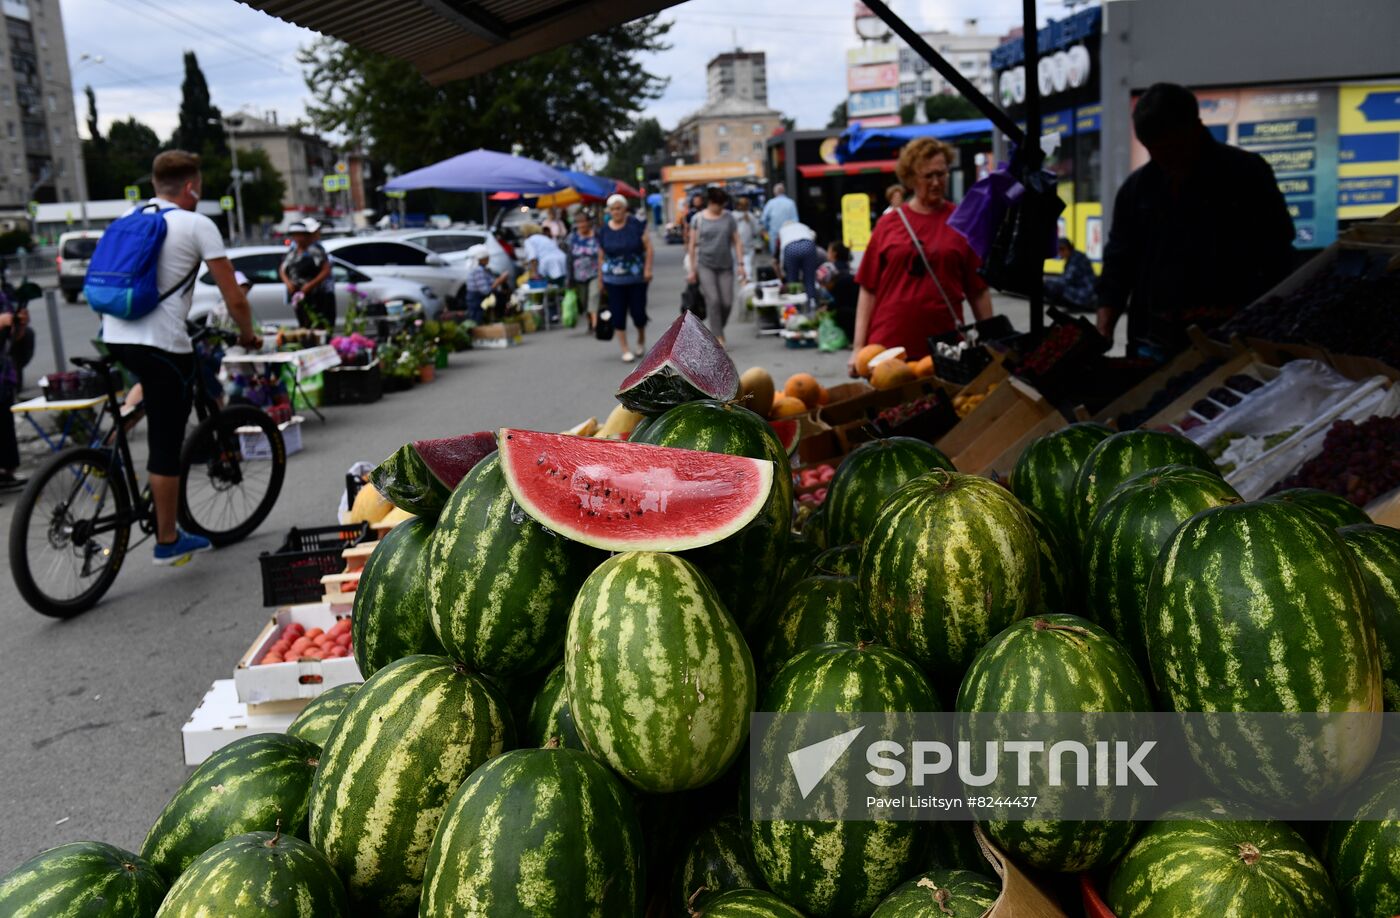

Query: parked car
[383,227,515,277]
[322,237,471,307]
[56,230,103,303]
[189,246,442,323]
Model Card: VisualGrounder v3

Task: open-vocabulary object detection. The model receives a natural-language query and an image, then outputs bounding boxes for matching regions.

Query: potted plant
[414,337,436,383]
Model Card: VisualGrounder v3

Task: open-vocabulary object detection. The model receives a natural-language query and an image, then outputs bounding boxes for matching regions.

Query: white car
[384,227,516,278]
[322,237,471,307]
[57,230,103,303]
[189,246,442,323]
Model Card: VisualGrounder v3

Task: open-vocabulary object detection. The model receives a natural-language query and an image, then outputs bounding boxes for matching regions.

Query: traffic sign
[635,166,644,183]
[385,190,407,199]
[124,185,140,202]
[26,200,37,217]
[220,195,235,211]
[323,174,349,192]
[334,160,349,174]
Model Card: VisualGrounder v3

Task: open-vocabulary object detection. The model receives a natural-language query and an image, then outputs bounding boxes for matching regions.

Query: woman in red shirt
[848,137,995,373]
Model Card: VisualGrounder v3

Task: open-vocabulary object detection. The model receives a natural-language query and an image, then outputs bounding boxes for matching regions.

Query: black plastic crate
[931,345,993,385]
[259,523,369,607]
[323,362,383,405]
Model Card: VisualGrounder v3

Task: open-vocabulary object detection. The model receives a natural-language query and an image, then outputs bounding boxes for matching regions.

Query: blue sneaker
[153,529,213,567]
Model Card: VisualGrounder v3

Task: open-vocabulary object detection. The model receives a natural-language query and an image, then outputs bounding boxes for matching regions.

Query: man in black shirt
[1097,83,1295,360]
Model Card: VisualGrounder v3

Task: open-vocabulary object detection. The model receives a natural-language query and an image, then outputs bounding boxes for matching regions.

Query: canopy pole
[1021,0,1045,335]
[481,191,488,225]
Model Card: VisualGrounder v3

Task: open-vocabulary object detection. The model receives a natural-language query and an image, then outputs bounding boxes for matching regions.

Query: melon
[854,343,886,378]
[0,842,167,917]
[598,403,645,439]
[770,395,808,419]
[1265,487,1371,528]
[739,367,776,418]
[783,373,821,409]
[347,483,393,524]
[768,418,799,455]
[870,358,915,391]
[616,311,739,415]
[371,432,497,517]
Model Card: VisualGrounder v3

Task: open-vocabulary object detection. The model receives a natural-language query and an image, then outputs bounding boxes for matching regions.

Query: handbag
[893,205,963,333]
[595,285,615,341]
[681,281,707,320]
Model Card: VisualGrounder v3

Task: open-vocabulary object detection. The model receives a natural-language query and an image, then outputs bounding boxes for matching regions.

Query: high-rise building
[896,21,1000,111]
[707,50,768,106]
[0,0,84,209]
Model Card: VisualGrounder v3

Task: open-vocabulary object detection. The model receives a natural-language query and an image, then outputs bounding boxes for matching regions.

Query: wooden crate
[936,377,1062,474]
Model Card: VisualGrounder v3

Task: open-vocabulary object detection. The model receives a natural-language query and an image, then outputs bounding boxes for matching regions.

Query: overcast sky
[60,0,1073,145]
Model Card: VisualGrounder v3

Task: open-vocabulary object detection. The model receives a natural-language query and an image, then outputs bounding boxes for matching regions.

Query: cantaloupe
[771,395,809,419]
[870,358,916,390]
[348,483,393,524]
[854,344,886,378]
[739,367,776,418]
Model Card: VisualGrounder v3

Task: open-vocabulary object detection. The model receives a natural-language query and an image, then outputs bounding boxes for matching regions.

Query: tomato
[284,652,302,662]
[290,637,311,653]
[261,654,283,665]
[305,627,324,640]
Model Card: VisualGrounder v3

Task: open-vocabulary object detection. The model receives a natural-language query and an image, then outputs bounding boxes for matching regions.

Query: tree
[602,118,665,182]
[923,94,981,122]
[83,109,162,200]
[172,51,224,156]
[779,116,796,132]
[828,100,848,128]
[84,85,100,143]
[201,147,286,228]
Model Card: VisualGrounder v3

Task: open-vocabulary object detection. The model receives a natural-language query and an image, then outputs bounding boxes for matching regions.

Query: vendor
[847,137,993,374]
[1045,238,1098,313]
[279,219,335,330]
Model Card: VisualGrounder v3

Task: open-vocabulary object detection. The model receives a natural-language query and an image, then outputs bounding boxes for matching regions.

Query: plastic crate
[323,361,383,405]
[258,523,369,607]
[932,345,993,384]
[238,416,303,460]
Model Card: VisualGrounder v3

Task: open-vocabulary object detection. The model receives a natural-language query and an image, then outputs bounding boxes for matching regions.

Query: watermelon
[286,683,360,749]
[632,400,793,634]
[307,655,513,917]
[420,747,644,917]
[141,732,320,882]
[498,428,775,553]
[1105,799,1337,918]
[927,822,989,876]
[673,815,765,915]
[1267,487,1372,528]
[1325,753,1400,918]
[1009,422,1113,544]
[567,551,755,792]
[0,842,166,917]
[522,662,582,749]
[1072,430,1217,537]
[1145,501,1382,805]
[769,418,799,455]
[1083,465,1240,666]
[753,641,939,917]
[155,830,348,918]
[616,310,739,415]
[871,868,1000,918]
[773,540,821,605]
[427,453,603,677]
[1341,524,1400,711]
[758,575,869,684]
[795,501,827,549]
[860,470,1039,676]
[956,614,1151,872]
[812,543,860,576]
[691,889,806,917]
[823,437,954,546]
[353,516,443,678]
[371,431,497,517]
[1022,502,1074,613]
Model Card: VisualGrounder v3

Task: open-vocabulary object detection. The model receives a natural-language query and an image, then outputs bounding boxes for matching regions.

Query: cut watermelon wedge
[372,431,497,516]
[498,428,774,553]
[615,311,740,415]
[769,418,799,456]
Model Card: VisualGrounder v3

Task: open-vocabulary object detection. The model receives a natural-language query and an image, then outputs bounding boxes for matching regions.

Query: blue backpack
[84,204,199,320]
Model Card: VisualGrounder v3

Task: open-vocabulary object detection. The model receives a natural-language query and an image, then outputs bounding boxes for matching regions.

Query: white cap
[234,270,251,287]
[301,217,322,233]
[466,245,489,260]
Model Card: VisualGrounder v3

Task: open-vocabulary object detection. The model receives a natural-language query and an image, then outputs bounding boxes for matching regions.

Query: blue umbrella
[835,118,994,163]
[385,148,571,194]
[555,168,618,200]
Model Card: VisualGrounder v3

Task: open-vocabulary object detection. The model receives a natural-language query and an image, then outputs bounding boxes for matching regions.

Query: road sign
[334,160,348,174]
[841,193,872,251]
[634,166,644,184]
[26,200,37,217]
[220,195,235,211]
[124,185,140,202]
[323,174,349,192]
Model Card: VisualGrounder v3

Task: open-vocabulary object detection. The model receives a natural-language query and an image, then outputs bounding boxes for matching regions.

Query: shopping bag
[561,288,579,328]
[595,308,615,341]
[681,281,707,320]
[817,312,850,352]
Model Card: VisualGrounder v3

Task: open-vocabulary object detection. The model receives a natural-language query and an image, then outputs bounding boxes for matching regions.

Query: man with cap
[279,218,335,329]
[465,245,510,323]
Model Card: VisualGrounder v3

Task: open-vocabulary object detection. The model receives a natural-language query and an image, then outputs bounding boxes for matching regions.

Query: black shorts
[106,343,195,477]
[604,282,648,331]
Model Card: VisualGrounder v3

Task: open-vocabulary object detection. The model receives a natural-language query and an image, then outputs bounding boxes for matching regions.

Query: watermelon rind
[370,432,497,519]
[1266,486,1371,528]
[693,888,806,917]
[1009,422,1112,546]
[141,732,320,883]
[823,437,954,547]
[870,867,1000,918]
[1324,753,1400,918]
[155,830,348,918]
[521,662,583,750]
[420,747,644,917]
[0,841,167,918]
[615,311,740,415]
[672,814,765,915]
[352,515,444,678]
[1341,523,1400,712]
[498,428,775,553]
[285,683,360,749]
[1021,501,1075,614]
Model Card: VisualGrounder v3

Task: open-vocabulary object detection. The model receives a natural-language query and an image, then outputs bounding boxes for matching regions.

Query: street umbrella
[385,148,571,194]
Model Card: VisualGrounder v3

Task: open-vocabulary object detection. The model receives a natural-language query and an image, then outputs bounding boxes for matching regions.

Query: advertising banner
[847,63,899,93]
[1338,83,1400,220]
[841,193,873,251]
[848,89,900,118]
[846,43,898,67]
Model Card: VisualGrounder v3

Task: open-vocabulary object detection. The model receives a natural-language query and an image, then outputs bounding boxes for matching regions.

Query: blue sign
[1238,118,1317,146]
[848,89,899,118]
[1287,200,1316,221]
[1339,132,1400,163]
[1338,175,1399,206]
[1259,146,1316,174]
[1277,176,1315,196]
[1357,91,1400,122]
[1075,104,1101,134]
[991,6,1101,70]
[1206,124,1230,143]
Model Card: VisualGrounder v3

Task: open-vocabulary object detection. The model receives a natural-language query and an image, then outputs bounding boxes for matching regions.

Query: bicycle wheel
[179,404,286,546]
[8,447,132,618]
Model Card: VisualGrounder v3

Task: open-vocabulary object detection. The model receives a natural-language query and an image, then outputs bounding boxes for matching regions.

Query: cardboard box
[1138,352,1272,432]
[470,322,523,348]
[183,679,295,766]
[1093,333,1239,427]
[974,824,1070,917]
[234,604,362,705]
[937,377,1062,474]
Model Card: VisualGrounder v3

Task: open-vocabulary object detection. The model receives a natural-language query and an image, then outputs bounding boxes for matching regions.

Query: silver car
[384,227,516,278]
[322,237,472,307]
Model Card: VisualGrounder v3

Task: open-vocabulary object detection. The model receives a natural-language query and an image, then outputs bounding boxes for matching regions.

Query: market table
[9,393,107,454]
[753,293,808,337]
[221,345,342,423]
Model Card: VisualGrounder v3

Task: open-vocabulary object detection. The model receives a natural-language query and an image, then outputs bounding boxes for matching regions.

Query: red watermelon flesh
[416,432,498,491]
[769,418,799,455]
[615,312,740,416]
[498,428,774,552]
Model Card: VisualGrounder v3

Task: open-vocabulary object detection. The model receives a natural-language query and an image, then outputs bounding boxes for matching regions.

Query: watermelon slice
[498,428,774,552]
[769,418,799,456]
[371,431,497,517]
[615,312,740,416]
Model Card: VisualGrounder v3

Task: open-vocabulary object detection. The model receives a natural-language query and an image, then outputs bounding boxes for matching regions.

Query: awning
[385,148,570,194]
[835,119,995,163]
[237,0,686,85]
[797,160,899,178]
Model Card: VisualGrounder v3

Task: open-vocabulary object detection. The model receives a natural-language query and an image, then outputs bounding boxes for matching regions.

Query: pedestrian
[565,210,602,332]
[777,220,822,306]
[597,193,653,363]
[686,186,748,346]
[681,192,705,273]
[823,242,859,339]
[100,150,261,565]
[1045,238,1098,313]
[0,273,34,491]
[521,223,568,321]
[733,196,761,280]
[279,218,335,330]
[541,207,567,241]
[1097,82,1294,360]
[847,137,994,373]
[647,191,664,226]
[464,245,510,323]
[760,182,798,257]
[884,183,908,213]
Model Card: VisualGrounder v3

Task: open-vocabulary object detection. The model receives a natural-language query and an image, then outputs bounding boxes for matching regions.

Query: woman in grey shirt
[686,186,747,344]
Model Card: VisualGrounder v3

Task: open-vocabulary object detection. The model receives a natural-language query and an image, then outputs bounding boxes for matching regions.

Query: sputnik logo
[788,727,865,799]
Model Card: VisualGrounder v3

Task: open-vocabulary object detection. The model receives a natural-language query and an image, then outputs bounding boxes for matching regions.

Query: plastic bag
[561,288,579,328]
[818,313,849,352]
[681,282,707,320]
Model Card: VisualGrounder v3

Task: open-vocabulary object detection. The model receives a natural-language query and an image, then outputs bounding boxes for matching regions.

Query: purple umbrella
[385,148,571,195]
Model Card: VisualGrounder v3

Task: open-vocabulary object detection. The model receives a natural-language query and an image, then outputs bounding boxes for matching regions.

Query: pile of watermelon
[3,312,1399,918]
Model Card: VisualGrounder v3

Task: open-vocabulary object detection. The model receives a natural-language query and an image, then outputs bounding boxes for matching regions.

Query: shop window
[719,141,730,156]
[717,124,728,136]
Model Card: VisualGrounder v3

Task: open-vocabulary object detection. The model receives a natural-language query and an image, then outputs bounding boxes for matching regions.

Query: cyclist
[101,150,260,566]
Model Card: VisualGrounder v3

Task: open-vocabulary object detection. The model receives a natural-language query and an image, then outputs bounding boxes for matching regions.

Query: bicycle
[8,324,287,617]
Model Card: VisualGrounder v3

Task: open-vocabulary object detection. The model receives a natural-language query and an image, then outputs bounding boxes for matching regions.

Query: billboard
[847,43,898,67]
[1338,83,1400,220]
[848,89,900,118]
[848,63,899,92]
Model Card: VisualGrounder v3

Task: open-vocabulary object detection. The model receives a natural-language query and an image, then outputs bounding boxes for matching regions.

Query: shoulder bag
[893,205,961,331]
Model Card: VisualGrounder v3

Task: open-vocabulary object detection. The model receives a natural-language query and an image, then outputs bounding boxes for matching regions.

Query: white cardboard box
[182,679,296,766]
[233,603,362,705]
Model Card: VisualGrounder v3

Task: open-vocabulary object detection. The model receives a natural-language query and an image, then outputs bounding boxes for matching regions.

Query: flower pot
[419,365,435,384]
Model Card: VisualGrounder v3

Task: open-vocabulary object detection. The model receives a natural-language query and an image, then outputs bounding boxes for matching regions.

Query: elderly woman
[686,185,747,345]
[597,193,653,362]
[848,138,993,373]
[280,219,334,329]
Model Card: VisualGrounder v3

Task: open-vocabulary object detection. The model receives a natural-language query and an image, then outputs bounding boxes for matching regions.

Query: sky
[58,0,1076,144]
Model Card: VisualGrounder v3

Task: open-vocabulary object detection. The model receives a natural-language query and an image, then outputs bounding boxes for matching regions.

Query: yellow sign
[819,138,840,165]
[1338,83,1400,220]
[660,162,759,183]
[841,193,872,251]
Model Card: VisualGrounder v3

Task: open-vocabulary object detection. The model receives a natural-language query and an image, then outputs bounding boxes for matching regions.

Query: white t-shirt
[778,221,817,251]
[523,233,568,280]
[100,198,226,354]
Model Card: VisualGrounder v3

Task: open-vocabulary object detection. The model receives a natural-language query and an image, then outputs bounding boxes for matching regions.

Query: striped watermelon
[1073,430,1217,537]
[1105,799,1337,918]
[673,815,765,915]
[615,310,739,415]
[956,614,1151,871]
[758,575,868,684]
[420,747,644,917]
[871,868,1000,918]
[1083,465,1240,666]
[371,432,497,518]
[860,471,1039,675]
[155,830,348,918]
[1341,524,1400,711]
[813,543,860,576]
[774,541,821,609]
[1145,501,1383,804]
[1022,502,1074,613]
[141,732,320,882]
[823,437,954,546]
[307,654,513,917]
[1267,487,1372,528]
[522,663,582,749]
[285,683,360,749]
[0,842,166,918]
[567,551,755,792]
[1324,753,1400,918]
[691,889,806,917]
[927,822,989,876]
[1010,422,1112,545]
[427,453,603,677]
[631,400,792,634]
[753,641,939,917]
[353,516,443,678]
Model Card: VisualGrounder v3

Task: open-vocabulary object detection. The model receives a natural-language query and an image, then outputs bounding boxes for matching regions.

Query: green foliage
[83,113,162,201]
[828,100,848,128]
[602,118,665,182]
[902,94,983,125]
[172,51,225,156]
[201,147,287,228]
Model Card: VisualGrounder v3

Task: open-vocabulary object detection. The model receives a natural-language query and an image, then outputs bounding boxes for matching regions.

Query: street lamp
[65,53,106,230]
[211,115,247,243]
